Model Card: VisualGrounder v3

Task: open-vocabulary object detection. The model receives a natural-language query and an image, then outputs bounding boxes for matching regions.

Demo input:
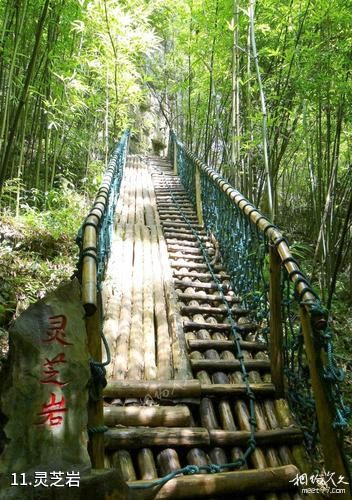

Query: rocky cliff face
[129,94,169,155]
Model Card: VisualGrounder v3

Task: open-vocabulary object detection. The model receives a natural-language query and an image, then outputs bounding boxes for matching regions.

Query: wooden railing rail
[170,133,350,493]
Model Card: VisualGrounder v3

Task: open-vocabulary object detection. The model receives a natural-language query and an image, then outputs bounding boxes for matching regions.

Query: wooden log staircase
[100,155,311,499]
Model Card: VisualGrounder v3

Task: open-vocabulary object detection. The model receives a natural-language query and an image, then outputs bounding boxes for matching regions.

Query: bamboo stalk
[138,449,158,480]
[211,371,237,433]
[191,359,270,372]
[104,379,201,399]
[195,165,204,225]
[185,320,257,333]
[112,224,134,379]
[187,448,209,473]
[82,223,98,314]
[103,405,191,427]
[103,224,124,380]
[299,309,350,492]
[128,224,144,380]
[188,339,266,352]
[128,465,299,499]
[120,161,131,224]
[269,245,284,396]
[200,398,220,430]
[142,225,157,379]
[135,157,144,224]
[157,449,182,476]
[151,225,172,380]
[178,292,239,303]
[105,427,210,450]
[86,307,104,469]
[209,447,227,466]
[127,159,137,225]
[173,141,178,174]
[111,450,136,482]
[230,371,268,470]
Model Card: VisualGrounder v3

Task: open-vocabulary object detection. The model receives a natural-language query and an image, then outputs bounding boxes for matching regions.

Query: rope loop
[208,464,222,474]
[87,425,108,434]
[184,465,200,475]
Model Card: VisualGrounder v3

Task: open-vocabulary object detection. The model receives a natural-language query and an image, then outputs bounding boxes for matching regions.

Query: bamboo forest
[0,1,351,499]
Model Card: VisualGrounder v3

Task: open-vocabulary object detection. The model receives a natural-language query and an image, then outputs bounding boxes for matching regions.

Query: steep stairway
[101,155,308,499]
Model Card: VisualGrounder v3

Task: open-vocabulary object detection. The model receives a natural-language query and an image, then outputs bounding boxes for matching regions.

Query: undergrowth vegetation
[0,185,90,363]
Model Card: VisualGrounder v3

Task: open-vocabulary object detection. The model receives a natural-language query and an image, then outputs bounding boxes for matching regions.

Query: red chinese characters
[43,315,72,346]
[35,314,72,428]
[40,353,70,387]
[35,393,67,427]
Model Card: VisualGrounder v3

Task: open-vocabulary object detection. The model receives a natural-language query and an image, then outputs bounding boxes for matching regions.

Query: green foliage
[0,192,83,334]
[21,189,87,241]
[0,0,161,208]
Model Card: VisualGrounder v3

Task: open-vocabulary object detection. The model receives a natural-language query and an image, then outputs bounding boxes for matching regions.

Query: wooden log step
[174,271,229,281]
[155,185,182,189]
[174,280,225,291]
[165,231,208,242]
[127,465,299,499]
[172,262,223,271]
[160,212,198,218]
[157,189,189,195]
[162,219,199,225]
[167,245,213,255]
[154,187,185,192]
[182,305,248,316]
[157,198,192,202]
[188,339,266,352]
[159,210,197,216]
[105,381,275,400]
[200,382,275,397]
[166,239,213,249]
[158,201,192,207]
[169,253,207,262]
[157,193,190,197]
[155,193,187,198]
[184,321,257,333]
[104,405,192,427]
[161,221,204,230]
[104,380,201,399]
[209,427,303,447]
[191,359,271,373]
[158,205,194,211]
[177,292,240,304]
[105,427,210,450]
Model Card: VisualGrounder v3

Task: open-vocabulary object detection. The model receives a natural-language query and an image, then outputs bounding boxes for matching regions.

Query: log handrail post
[269,244,285,397]
[300,308,351,497]
[86,303,105,469]
[173,139,178,174]
[195,165,204,225]
[80,131,129,470]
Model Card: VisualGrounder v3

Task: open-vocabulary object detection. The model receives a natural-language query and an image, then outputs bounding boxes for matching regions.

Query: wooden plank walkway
[101,155,308,499]
[102,155,191,383]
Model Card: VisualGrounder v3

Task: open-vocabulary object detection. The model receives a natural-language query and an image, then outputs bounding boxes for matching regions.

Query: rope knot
[184,465,200,475]
[248,437,256,449]
[89,361,107,402]
[208,464,221,474]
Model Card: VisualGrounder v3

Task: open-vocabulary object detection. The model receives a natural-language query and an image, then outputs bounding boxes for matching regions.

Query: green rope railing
[169,130,351,482]
[74,131,129,440]
[75,130,129,313]
[129,165,258,490]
